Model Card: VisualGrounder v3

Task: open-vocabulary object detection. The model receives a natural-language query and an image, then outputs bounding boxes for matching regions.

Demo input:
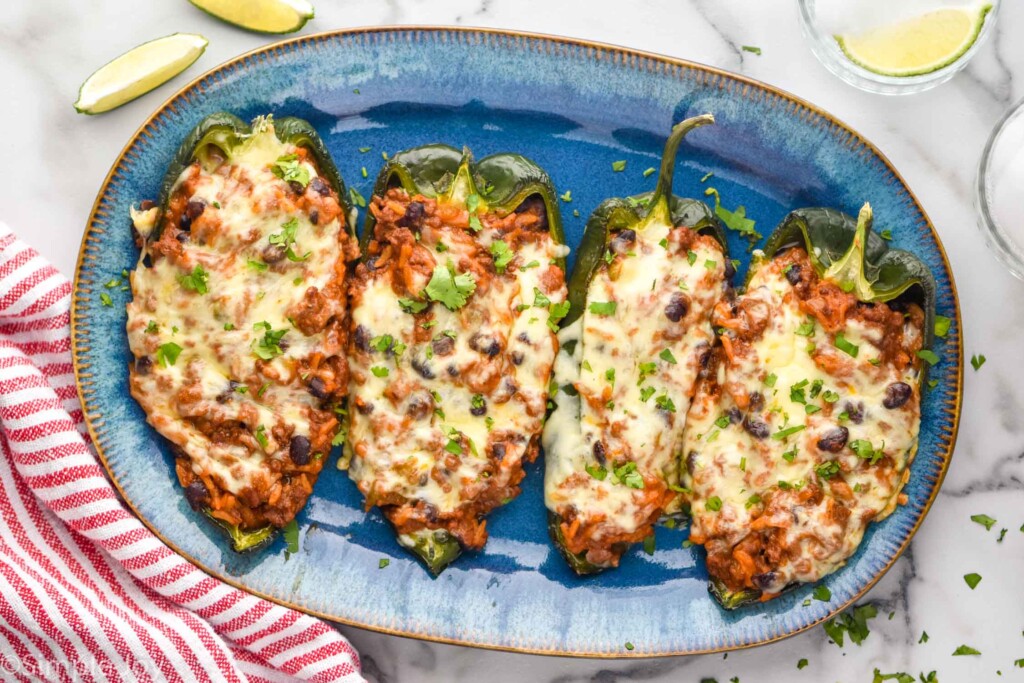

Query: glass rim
[797,0,1001,91]
[976,96,1024,280]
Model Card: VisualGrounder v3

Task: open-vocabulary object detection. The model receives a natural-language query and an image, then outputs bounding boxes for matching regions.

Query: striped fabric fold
[0,224,364,683]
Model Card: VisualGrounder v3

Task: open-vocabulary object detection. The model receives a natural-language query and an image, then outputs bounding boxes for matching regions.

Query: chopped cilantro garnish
[358,146,371,153]
[879,229,893,241]
[971,513,997,530]
[952,645,981,656]
[797,659,808,670]
[642,535,655,555]
[349,187,366,208]
[379,558,390,569]
[254,424,269,450]
[252,322,288,360]
[223,322,235,331]
[834,332,858,357]
[705,496,722,512]
[611,160,627,172]
[849,439,884,465]
[919,631,929,644]
[247,259,269,272]
[745,494,761,509]
[547,300,571,332]
[361,167,368,178]
[815,460,840,479]
[772,425,806,440]
[687,250,697,266]
[270,154,310,189]
[659,348,678,364]
[643,167,656,177]
[824,603,877,647]
[155,342,182,367]
[765,373,778,388]
[282,519,299,555]
[425,263,477,310]
[812,585,831,601]
[489,240,515,274]
[971,353,986,371]
[589,301,617,316]
[741,45,762,55]
[963,572,982,589]
[144,320,159,334]
[560,190,572,202]
[639,386,656,402]
[399,297,428,314]
[178,265,209,294]
[613,462,644,489]
[795,320,815,337]
[533,288,551,308]
[624,642,634,651]
[655,394,676,412]
[782,447,797,463]
[714,415,731,429]
[934,315,951,338]
[917,349,940,366]
[99,292,114,307]
[703,259,717,270]
[585,463,607,481]
[520,260,540,271]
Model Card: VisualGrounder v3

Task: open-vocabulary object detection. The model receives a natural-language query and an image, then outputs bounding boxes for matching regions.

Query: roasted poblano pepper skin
[152,113,354,553]
[548,114,726,574]
[708,203,936,609]
[153,112,355,244]
[364,144,565,268]
[764,204,937,380]
[360,144,566,575]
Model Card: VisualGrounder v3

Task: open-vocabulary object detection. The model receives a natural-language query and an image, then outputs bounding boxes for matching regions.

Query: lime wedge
[74,34,208,115]
[188,0,314,34]
[836,4,992,77]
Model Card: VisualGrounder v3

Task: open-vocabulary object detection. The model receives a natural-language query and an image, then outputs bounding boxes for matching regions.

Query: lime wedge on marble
[74,34,208,115]
[836,3,992,77]
[188,0,314,34]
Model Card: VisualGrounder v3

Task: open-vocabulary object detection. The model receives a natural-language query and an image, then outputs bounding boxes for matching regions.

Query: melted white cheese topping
[127,121,346,497]
[544,219,727,543]
[683,254,921,593]
[347,215,568,518]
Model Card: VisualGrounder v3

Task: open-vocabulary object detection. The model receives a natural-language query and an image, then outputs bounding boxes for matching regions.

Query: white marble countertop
[5,1,1024,680]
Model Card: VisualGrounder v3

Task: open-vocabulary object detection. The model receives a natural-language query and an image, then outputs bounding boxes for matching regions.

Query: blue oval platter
[72,27,963,657]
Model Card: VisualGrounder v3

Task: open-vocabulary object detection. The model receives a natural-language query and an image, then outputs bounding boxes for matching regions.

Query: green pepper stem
[444,148,479,207]
[641,113,715,230]
[823,202,875,301]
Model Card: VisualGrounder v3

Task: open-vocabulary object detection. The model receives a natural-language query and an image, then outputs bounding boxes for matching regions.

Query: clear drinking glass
[976,98,1024,281]
[798,0,1000,95]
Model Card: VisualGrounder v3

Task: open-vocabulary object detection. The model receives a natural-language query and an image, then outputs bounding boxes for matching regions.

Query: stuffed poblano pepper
[543,114,729,573]
[126,113,358,552]
[346,144,568,574]
[682,204,935,608]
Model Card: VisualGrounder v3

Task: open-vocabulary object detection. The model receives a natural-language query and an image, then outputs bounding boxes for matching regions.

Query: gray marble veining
[3,0,1023,680]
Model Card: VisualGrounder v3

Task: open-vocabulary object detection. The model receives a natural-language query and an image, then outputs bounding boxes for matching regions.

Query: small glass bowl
[797,0,1000,95]
[976,97,1024,281]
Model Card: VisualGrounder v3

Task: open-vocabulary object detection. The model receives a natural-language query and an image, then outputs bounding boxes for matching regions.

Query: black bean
[398,201,425,229]
[446,365,459,377]
[142,253,153,269]
[664,292,689,322]
[262,244,286,263]
[743,417,769,440]
[185,198,207,220]
[309,209,319,226]
[469,332,501,357]
[353,325,370,352]
[179,213,192,231]
[727,407,742,424]
[355,400,374,415]
[411,357,435,380]
[510,351,524,366]
[183,481,209,510]
[685,450,699,475]
[748,391,765,411]
[610,229,636,253]
[134,356,152,376]
[309,177,331,196]
[175,232,190,243]
[817,427,849,453]
[432,335,455,356]
[470,397,487,417]
[406,395,432,420]
[785,264,802,286]
[592,441,607,465]
[139,200,156,211]
[216,381,239,404]
[365,255,380,271]
[752,571,777,590]
[883,382,912,409]
[289,435,311,465]
[490,443,507,461]
[517,332,530,343]
[844,401,865,425]
[308,377,328,399]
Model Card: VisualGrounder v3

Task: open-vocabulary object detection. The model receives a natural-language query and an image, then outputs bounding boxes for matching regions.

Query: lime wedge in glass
[188,0,314,34]
[836,3,992,77]
[74,34,208,115]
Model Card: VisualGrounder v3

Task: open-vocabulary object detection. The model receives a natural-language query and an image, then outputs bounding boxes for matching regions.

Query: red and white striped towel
[0,224,365,683]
